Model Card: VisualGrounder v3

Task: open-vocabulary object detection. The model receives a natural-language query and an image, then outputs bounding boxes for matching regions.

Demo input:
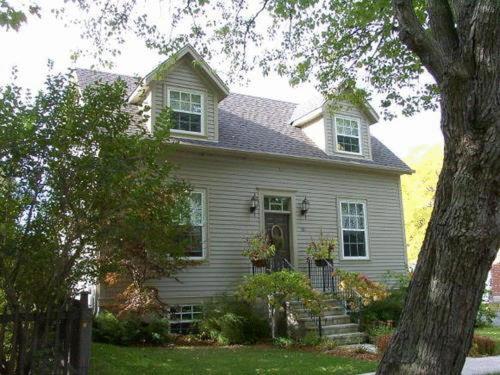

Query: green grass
[90,343,378,375]
[475,326,500,355]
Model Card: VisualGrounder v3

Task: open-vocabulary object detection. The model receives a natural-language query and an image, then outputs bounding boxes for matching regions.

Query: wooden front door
[264,212,291,264]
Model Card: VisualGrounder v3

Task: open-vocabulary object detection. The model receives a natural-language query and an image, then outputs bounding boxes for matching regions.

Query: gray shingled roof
[75,68,411,173]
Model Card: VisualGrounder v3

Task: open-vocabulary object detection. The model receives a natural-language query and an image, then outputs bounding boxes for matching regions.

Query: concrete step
[288,299,343,308]
[292,306,345,317]
[324,332,367,345]
[307,323,360,335]
[300,314,351,327]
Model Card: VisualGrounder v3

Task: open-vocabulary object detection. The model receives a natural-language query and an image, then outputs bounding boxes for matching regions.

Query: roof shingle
[75,68,411,173]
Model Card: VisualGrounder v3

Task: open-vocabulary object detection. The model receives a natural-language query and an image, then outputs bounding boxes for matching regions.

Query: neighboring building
[76,45,412,335]
[490,252,500,302]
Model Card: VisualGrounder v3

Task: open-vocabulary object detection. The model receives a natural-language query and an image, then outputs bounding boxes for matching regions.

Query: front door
[264,212,291,266]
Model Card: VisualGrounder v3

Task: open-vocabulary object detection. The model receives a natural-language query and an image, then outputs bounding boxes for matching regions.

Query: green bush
[300,331,322,346]
[475,303,496,328]
[273,336,294,348]
[360,288,406,330]
[367,324,396,343]
[93,311,171,346]
[469,335,496,356]
[198,295,269,345]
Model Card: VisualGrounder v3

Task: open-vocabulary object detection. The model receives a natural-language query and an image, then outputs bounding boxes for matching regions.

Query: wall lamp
[301,196,310,217]
[250,193,259,214]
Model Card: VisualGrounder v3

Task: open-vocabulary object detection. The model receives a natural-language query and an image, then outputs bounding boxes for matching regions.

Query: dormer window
[335,116,361,155]
[168,89,204,135]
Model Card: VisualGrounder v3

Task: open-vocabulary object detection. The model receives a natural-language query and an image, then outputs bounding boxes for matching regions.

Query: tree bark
[377,1,500,374]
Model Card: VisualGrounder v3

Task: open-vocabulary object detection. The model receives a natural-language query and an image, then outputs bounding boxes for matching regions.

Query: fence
[0,292,92,375]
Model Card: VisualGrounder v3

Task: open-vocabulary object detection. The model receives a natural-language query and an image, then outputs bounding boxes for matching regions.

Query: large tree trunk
[378,2,499,373]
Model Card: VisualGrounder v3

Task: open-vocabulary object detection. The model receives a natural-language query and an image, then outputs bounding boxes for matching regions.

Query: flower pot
[251,259,268,268]
[314,259,332,267]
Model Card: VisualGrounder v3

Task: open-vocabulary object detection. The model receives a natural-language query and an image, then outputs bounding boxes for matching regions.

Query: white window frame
[338,199,369,260]
[169,304,203,333]
[334,115,362,156]
[186,189,208,260]
[167,88,205,136]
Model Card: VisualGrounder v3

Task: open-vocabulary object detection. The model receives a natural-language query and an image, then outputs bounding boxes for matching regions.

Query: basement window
[169,305,202,334]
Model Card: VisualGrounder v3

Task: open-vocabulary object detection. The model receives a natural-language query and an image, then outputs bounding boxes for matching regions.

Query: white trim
[167,87,206,136]
[186,189,208,260]
[334,115,363,156]
[338,198,370,260]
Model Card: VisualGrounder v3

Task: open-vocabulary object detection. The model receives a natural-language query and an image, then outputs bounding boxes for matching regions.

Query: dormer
[129,45,229,141]
[291,97,379,160]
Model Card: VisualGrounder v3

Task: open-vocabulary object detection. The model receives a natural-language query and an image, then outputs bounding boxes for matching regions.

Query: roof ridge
[75,68,140,81]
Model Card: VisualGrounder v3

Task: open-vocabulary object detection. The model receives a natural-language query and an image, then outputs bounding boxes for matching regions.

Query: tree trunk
[377,12,500,371]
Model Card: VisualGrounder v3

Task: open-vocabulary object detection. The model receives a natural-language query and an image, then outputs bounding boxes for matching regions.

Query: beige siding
[151,56,218,142]
[302,117,326,151]
[101,150,407,306]
[324,102,372,160]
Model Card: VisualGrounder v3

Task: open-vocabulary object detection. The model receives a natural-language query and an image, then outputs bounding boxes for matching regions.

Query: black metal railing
[306,258,336,293]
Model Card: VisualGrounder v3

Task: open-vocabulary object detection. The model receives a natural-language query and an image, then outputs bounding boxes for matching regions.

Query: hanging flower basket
[251,258,268,268]
[314,258,333,267]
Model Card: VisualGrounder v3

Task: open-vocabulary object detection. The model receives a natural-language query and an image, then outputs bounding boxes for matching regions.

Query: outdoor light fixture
[301,196,310,217]
[250,193,259,214]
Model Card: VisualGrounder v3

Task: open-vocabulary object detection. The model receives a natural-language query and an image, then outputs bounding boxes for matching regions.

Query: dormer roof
[128,44,230,104]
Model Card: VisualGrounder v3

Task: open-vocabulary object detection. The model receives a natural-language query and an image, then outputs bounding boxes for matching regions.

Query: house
[76,45,412,335]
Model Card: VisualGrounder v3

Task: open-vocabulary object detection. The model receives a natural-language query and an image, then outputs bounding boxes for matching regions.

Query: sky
[0,3,444,160]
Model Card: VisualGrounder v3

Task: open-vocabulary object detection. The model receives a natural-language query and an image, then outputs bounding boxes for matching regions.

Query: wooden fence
[0,292,92,375]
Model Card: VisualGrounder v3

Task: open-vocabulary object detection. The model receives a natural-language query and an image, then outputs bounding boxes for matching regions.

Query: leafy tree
[402,145,443,264]
[0,72,193,319]
[238,270,324,339]
[3,1,499,373]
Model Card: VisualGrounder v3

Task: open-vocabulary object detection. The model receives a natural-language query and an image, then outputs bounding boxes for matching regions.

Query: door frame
[257,189,298,268]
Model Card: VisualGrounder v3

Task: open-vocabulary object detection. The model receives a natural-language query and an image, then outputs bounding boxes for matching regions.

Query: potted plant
[306,233,336,267]
[242,233,276,267]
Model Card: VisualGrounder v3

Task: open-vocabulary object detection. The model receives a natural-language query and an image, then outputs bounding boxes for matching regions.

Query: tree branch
[392,0,446,83]
[428,0,459,57]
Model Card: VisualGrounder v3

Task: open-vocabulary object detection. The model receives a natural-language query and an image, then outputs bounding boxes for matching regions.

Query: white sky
[0,4,443,159]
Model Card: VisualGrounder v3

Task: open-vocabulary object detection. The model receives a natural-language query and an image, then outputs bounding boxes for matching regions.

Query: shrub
[319,337,338,350]
[273,336,294,348]
[93,311,171,346]
[469,335,496,356]
[475,303,496,328]
[368,324,396,343]
[360,293,404,330]
[335,270,389,306]
[198,295,269,345]
[375,334,393,354]
[301,331,322,346]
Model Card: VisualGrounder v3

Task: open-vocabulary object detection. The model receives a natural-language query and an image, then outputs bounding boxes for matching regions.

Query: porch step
[306,323,359,335]
[293,306,345,317]
[323,332,367,345]
[300,314,351,327]
[288,299,343,308]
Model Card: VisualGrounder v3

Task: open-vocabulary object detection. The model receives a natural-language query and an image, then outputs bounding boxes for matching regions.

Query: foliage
[93,310,171,346]
[367,324,396,343]
[0,72,192,318]
[475,303,496,328]
[91,342,379,375]
[375,334,393,355]
[335,270,389,306]
[198,295,269,345]
[241,233,276,262]
[273,336,294,348]
[306,233,337,261]
[469,336,496,357]
[238,270,324,338]
[402,145,443,263]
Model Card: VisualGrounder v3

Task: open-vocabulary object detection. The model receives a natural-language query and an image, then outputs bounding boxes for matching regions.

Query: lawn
[475,326,500,355]
[90,343,378,375]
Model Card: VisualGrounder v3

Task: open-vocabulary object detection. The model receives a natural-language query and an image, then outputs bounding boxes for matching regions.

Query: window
[169,305,202,334]
[264,196,291,212]
[335,116,361,154]
[185,191,206,258]
[339,200,368,259]
[168,90,203,134]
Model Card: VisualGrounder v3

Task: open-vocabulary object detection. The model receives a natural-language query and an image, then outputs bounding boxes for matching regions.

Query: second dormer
[291,98,378,160]
[129,45,229,141]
